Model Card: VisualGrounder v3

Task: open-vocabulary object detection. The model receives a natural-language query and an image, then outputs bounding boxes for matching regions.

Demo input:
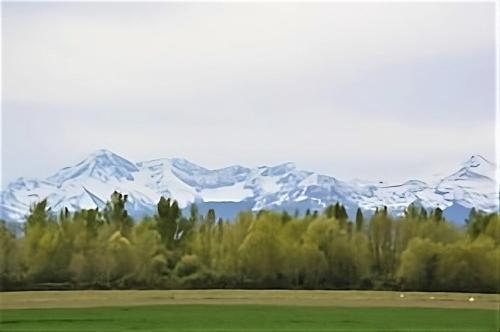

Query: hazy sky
[1,2,496,187]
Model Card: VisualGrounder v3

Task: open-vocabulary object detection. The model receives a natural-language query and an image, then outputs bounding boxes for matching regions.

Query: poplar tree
[156,197,181,248]
[355,208,364,232]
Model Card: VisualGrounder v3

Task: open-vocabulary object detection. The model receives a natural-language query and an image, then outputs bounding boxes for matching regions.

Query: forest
[1,192,498,292]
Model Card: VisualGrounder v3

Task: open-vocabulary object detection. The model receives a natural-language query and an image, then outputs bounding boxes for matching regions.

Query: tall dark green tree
[333,202,348,227]
[420,207,428,219]
[281,211,292,223]
[324,204,335,219]
[156,197,181,248]
[104,191,133,236]
[189,203,199,224]
[206,209,216,227]
[355,208,364,232]
[26,199,50,229]
[176,203,199,245]
[432,207,443,222]
[405,203,420,219]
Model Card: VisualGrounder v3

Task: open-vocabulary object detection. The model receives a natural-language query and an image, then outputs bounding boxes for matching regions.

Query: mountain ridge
[1,150,498,223]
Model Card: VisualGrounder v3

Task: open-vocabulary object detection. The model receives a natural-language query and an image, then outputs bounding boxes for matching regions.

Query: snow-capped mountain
[1,150,498,223]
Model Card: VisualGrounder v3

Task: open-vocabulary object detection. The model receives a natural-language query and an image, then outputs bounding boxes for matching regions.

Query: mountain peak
[48,149,138,184]
[1,150,497,223]
[170,157,209,173]
[86,148,118,159]
[455,154,496,180]
[80,149,138,170]
[260,162,296,176]
[463,155,494,168]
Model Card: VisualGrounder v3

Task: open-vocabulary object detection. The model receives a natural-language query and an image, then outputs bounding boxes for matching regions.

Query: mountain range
[1,149,498,223]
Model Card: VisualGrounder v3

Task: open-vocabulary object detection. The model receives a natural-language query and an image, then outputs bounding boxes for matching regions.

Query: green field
[1,305,498,332]
[1,290,499,331]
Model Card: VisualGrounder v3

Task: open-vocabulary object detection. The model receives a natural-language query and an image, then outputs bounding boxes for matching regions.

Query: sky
[1,2,497,187]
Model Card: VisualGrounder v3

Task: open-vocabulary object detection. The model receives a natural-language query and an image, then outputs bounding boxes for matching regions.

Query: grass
[1,290,498,309]
[1,290,499,331]
[1,304,498,332]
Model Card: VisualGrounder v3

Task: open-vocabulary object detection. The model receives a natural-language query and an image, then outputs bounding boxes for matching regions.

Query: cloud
[1,2,496,186]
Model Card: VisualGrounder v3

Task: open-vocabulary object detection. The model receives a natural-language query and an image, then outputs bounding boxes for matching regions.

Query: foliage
[0,194,498,292]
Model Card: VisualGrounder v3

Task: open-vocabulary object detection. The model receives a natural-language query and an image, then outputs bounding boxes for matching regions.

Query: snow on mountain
[199,183,253,202]
[435,155,498,211]
[358,180,450,213]
[1,150,157,221]
[169,158,251,189]
[1,178,58,221]
[136,158,199,207]
[1,150,498,223]
[48,149,139,184]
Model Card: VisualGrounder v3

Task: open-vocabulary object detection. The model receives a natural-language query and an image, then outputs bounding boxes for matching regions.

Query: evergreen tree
[420,207,428,220]
[104,191,133,236]
[189,203,199,224]
[432,207,443,222]
[281,211,292,223]
[333,202,341,219]
[206,209,216,227]
[324,205,335,219]
[405,203,420,219]
[156,196,181,247]
[26,199,50,229]
[338,205,348,226]
[382,206,388,216]
[355,208,364,232]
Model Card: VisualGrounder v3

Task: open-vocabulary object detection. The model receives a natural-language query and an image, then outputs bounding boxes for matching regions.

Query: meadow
[1,290,498,332]
[2,198,499,331]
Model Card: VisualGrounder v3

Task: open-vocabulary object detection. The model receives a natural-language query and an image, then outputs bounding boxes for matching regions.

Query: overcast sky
[1,2,496,187]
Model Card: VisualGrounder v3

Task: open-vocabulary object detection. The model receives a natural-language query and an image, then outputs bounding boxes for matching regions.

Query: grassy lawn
[1,290,498,309]
[0,304,498,332]
[1,290,498,331]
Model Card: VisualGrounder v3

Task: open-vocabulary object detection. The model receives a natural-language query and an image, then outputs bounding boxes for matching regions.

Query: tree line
[1,192,498,292]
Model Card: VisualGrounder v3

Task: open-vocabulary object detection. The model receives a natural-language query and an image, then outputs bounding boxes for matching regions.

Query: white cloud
[1,2,496,186]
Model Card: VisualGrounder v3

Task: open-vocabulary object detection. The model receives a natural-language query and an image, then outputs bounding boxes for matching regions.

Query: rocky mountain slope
[1,150,497,223]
